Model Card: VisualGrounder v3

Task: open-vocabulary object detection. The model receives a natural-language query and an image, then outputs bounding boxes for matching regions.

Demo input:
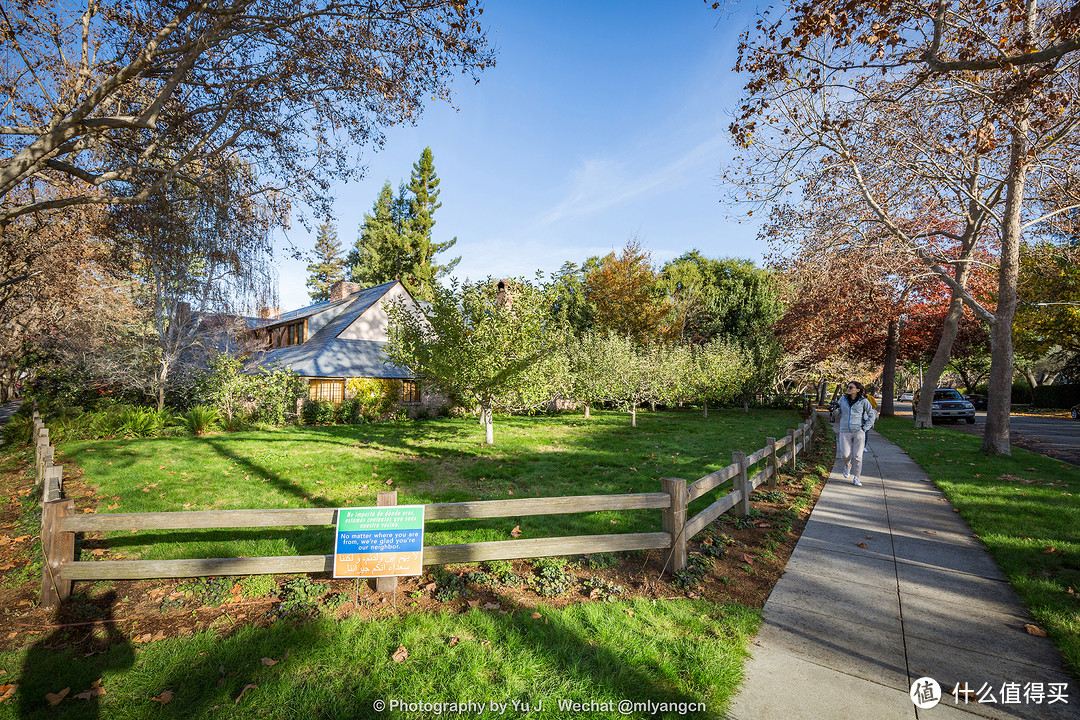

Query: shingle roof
[248,281,412,379]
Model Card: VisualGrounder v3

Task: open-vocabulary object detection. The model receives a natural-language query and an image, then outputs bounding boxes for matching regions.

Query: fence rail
[35,411,820,608]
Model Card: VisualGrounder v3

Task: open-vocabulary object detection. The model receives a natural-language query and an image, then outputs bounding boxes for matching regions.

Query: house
[245,280,440,413]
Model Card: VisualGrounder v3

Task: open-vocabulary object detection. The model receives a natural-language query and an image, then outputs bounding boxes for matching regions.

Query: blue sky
[274,2,766,310]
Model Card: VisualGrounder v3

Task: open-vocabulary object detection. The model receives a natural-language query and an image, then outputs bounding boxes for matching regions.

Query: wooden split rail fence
[37,414,818,608]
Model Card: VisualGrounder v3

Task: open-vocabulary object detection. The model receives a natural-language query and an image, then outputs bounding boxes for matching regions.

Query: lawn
[874,416,1080,679]
[57,408,805,562]
[0,597,760,720]
[0,407,817,719]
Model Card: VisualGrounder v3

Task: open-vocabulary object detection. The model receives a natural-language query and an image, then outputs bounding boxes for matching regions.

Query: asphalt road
[888,401,1080,466]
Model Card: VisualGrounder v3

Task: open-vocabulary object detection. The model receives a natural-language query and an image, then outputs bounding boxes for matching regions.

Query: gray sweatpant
[837,430,865,478]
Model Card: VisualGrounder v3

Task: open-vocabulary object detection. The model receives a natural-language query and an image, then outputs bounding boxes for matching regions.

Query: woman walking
[835,381,875,486]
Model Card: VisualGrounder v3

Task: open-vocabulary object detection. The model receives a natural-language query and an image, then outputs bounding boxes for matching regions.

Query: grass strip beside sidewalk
[874,416,1080,681]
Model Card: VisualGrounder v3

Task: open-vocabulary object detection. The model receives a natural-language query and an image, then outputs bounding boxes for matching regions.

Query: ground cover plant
[52,409,806,561]
[0,408,833,718]
[875,416,1080,680]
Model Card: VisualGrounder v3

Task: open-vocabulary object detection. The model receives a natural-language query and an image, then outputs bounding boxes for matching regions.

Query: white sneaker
[852,477,862,486]
[843,465,850,478]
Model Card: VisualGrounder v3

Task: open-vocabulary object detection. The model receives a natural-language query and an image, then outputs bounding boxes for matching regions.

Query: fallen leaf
[925,530,937,535]
[510,525,522,538]
[1025,624,1048,637]
[857,542,868,548]
[482,602,501,610]
[107,503,119,510]
[384,479,393,485]
[865,535,873,539]
[623,609,634,616]
[741,553,754,565]
[480,639,490,646]
[0,684,16,702]
[448,636,459,646]
[46,688,70,706]
[467,599,480,608]
[90,549,106,556]
[589,588,602,600]
[74,679,105,700]
[260,657,278,667]
[1043,546,1057,554]
[424,582,436,592]
[531,612,542,619]
[391,645,408,663]
[234,684,257,704]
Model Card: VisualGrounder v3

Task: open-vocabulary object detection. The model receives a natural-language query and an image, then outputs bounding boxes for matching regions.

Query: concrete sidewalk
[726,420,1077,720]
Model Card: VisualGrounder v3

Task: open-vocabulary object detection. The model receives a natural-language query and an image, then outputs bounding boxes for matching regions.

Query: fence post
[733,451,751,517]
[44,465,63,504]
[374,491,398,593]
[35,430,50,487]
[41,498,74,609]
[767,438,780,487]
[661,477,688,573]
[787,429,797,471]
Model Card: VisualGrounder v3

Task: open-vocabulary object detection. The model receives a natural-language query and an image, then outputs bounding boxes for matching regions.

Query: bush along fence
[37,414,820,609]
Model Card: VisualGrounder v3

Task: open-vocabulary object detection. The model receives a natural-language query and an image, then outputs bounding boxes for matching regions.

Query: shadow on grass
[10,596,753,719]
[16,592,134,720]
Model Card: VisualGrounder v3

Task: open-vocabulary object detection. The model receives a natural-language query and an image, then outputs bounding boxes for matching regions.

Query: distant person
[835,381,875,486]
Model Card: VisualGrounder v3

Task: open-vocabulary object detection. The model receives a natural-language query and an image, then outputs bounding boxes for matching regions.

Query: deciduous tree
[385,277,552,444]
[726,0,1080,452]
[584,238,666,343]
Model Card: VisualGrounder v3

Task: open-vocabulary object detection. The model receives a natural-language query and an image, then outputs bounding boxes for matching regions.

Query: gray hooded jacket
[837,395,876,434]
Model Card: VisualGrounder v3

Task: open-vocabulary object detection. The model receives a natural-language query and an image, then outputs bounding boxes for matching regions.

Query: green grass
[58,409,803,561]
[874,416,1080,679]
[0,599,760,719]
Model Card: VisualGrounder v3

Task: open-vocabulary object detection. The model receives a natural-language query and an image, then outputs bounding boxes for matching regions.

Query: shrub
[183,405,220,435]
[301,399,335,425]
[344,377,398,421]
[1,414,33,446]
[336,398,364,425]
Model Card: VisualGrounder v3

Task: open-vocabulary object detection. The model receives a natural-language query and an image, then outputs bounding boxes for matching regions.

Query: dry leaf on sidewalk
[1025,624,1048,637]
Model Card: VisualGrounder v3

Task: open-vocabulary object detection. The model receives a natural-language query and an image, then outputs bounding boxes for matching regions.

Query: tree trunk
[584,404,590,420]
[1024,367,1038,389]
[914,264,971,427]
[982,124,1030,455]
[482,404,494,444]
[156,360,169,413]
[630,406,636,427]
[817,378,827,406]
[880,319,900,417]
[702,402,708,419]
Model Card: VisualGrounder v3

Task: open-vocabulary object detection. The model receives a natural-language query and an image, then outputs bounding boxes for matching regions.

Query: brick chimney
[329,280,364,302]
[495,279,512,309]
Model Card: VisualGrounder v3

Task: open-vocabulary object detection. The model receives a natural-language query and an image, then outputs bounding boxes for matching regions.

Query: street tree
[727,0,1080,452]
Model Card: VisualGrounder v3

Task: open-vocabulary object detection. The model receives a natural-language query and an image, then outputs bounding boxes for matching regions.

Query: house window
[309,379,344,404]
[402,379,420,404]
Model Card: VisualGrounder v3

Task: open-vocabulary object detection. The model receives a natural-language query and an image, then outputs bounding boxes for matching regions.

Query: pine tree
[399,148,459,299]
[347,148,460,301]
[306,222,344,302]
[347,182,405,287]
